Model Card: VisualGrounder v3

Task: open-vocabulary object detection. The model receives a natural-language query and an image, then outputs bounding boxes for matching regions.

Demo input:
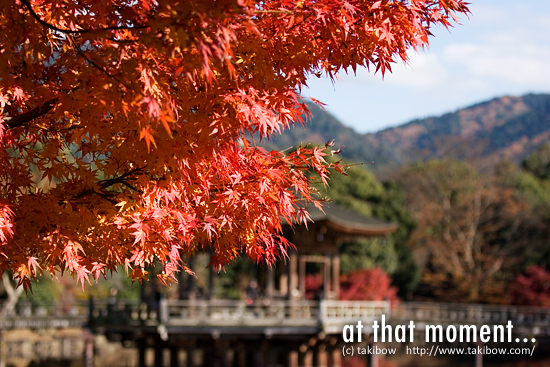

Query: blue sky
[303,1,550,133]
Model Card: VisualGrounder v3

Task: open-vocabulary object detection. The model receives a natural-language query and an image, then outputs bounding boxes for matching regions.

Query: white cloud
[351,50,449,89]
[304,0,550,133]
[380,52,450,89]
[444,42,550,88]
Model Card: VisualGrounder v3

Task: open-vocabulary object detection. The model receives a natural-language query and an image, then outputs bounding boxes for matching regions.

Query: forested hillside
[263,93,550,171]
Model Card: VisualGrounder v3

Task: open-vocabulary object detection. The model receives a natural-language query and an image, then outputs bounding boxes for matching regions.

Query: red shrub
[305,273,324,300]
[340,268,399,304]
[509,266,550,306]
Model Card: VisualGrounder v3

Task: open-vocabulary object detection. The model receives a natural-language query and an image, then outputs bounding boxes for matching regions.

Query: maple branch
[68,36,131,90]
[72,167,145,202]
[3,99,57,129]
[252,10,295,14]
[20,0,146,35]
[98,167,144,191]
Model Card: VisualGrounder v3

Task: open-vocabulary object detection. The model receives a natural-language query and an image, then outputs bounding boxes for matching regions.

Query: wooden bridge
[87,299,550,367]
[3,299,549,333]
[2,300,550,367]
[87,299,550,335]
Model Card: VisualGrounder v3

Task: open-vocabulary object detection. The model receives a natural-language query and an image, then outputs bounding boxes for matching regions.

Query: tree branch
[3,99,57,129]
[72,167,145,202]
[20,0,146,35]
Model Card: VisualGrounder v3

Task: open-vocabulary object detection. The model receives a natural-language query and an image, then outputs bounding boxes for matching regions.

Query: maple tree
[0,0,469,289]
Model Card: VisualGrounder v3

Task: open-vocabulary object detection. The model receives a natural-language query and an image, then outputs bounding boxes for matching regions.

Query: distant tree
[499,150,550,272]
[395,160,527,302]
[522,143,550,180]
[508,266,550,307]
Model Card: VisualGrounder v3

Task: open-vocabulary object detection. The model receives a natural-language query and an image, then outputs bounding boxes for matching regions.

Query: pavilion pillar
[332,254,340,299]
[299,256,306,299]
[289,252,298,299]
[208,264,215,299]
[266,268,274,299]
[279,260,288,296]
[179,256,196,300]
[323,257,331,299]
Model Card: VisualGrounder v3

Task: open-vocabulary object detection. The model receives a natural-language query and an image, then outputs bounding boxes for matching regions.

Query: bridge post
[170,347,178,367]
[475,342,483,367]
[368,343,378,367]
[330,348,342,367]
[303,350,314,367]
[232,346,245,367]
[314,344,328,367]
[137,340,146,367]
[154,344,164,367]
[287,350,299,367]
[186,348,196,367]
[245,346,265,367]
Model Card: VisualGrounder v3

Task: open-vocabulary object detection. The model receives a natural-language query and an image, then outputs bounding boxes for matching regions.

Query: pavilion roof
[296,202,398,237]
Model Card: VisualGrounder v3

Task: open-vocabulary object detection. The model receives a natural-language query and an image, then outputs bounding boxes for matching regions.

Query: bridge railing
[0,301,88,329]
[391,302,550,327]
[88,298,389,331]
[164,299,320,327]
[321,300,390,333]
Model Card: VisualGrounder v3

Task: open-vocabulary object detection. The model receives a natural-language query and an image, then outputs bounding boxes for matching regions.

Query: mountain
[262,93,550,171]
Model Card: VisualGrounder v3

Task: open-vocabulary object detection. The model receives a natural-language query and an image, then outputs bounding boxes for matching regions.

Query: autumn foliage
[340,267,399,303]
[508,266,550,307]
[0,0,468,288]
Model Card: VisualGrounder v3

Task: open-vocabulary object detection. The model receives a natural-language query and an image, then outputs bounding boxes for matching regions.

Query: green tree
[522,142,550,180]
[498,148,550,271]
